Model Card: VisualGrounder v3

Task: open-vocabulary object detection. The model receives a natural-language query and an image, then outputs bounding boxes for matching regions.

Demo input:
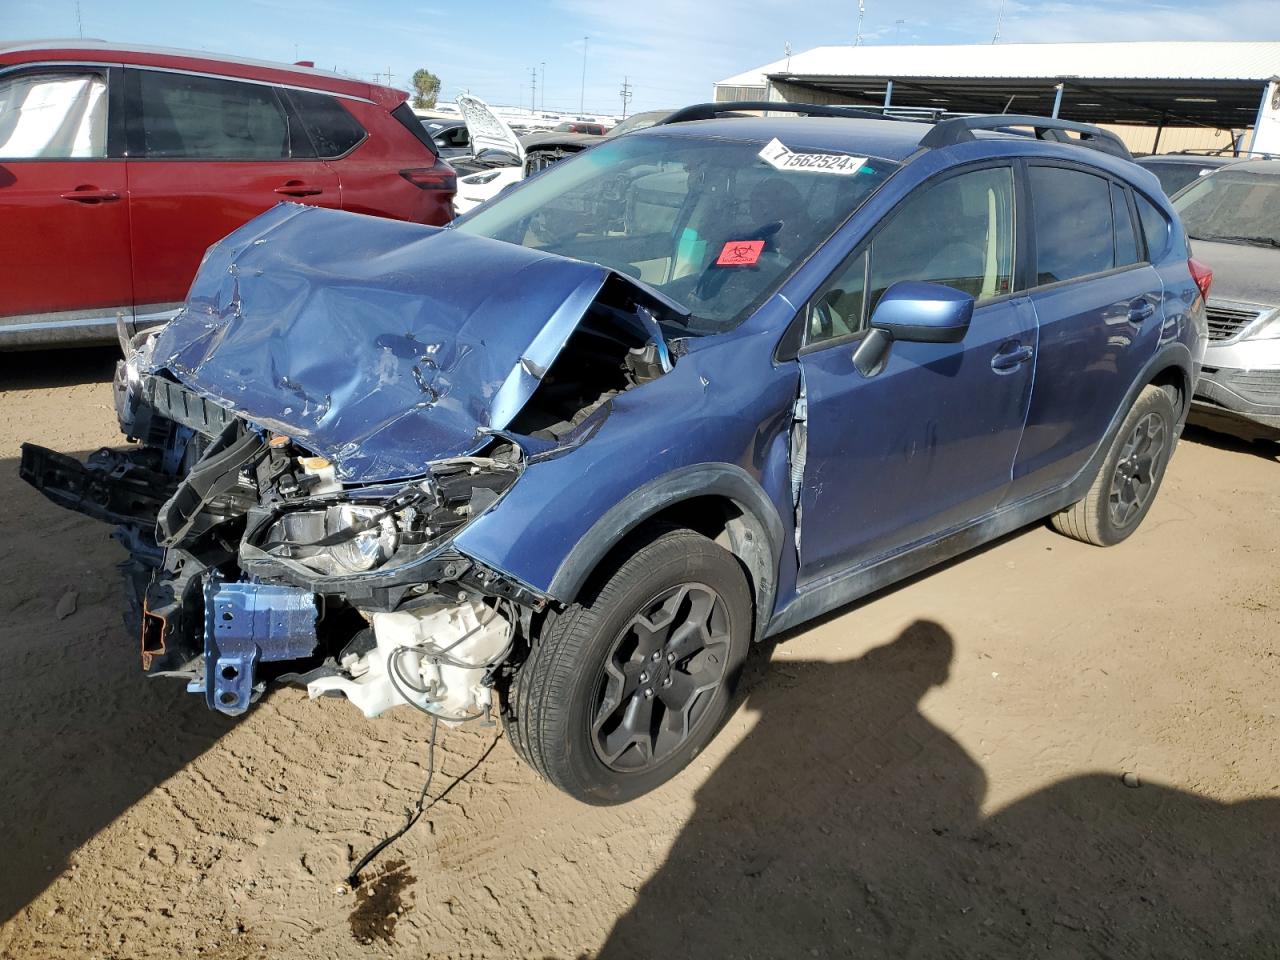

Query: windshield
[1174,169,1280,246]
[453,132,899,332]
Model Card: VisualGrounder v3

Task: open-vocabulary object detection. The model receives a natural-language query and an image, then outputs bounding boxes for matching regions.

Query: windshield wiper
[1193,233,1280,248]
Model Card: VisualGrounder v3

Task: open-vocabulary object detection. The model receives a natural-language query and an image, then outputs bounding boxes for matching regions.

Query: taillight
[400,159,456,192]
[1188,257,1213,300]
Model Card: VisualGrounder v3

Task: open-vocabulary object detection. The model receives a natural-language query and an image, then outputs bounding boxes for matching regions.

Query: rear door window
[0,70,107,159]
[286,88,366,158]
[1029,165,1114,284]
[1135,193,1171,260]
[135,70,296,159]
[1112,183,1141,267]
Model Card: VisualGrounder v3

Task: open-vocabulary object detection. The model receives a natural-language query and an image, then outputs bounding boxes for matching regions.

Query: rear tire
[504,525,752,804]
[1051,385,1176,546]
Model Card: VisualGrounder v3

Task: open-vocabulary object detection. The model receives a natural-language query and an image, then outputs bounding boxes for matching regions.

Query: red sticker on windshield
[716,240,764,267]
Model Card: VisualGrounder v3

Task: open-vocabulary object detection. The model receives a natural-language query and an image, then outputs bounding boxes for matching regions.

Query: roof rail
[657,101,899,125]
[920,115,1132,160]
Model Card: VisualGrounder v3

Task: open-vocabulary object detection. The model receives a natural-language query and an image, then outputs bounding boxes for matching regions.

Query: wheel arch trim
[547,463,785,640]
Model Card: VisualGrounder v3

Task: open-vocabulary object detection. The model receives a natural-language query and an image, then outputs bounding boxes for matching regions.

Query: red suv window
[0,69,108,159]
[134,70,304,159]
[286,88,366,158]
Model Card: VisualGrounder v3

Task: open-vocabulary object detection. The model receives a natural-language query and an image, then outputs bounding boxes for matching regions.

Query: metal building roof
[717,41,1280,127]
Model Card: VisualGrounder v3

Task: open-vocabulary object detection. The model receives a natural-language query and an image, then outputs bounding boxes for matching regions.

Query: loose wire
[345,716,503,889]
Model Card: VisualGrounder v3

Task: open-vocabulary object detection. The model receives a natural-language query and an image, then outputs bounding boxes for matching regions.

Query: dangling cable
[345,717,503,889]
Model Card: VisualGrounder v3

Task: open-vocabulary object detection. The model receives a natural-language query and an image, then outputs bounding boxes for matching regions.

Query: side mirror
[852,282,974,377]
[870,281,974,343]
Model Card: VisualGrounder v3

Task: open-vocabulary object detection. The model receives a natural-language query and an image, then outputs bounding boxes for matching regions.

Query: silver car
[1174,159,1280,441]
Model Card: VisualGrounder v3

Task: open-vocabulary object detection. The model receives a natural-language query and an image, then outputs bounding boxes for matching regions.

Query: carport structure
[714,41,1280,154]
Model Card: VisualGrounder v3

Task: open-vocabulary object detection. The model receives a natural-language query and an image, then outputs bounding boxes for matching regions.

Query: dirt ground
[1,347,1277,960]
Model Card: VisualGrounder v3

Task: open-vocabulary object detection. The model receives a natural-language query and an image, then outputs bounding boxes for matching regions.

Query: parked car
[0,40,456,349]
[421,117,471,159]
[1135,152,1243,197]
[22,105,1207,804]
[523,109,672,175]
[1173,158,1280,441]
[450,94,527,213]
[452,100,669,213]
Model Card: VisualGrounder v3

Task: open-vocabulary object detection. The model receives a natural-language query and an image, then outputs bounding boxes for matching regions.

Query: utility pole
[540,61,546,111]
[992,0,1006,43]
[619,76,632,119]
[580,36,589,115]
[75,1,83,38]
[855,0,865,46]
[530,66,537,112]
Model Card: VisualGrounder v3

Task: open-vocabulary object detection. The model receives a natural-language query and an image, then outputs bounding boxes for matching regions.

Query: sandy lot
[0,347,1277,960]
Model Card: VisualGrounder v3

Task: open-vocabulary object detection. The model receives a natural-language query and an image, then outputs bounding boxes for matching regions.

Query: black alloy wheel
[1108,411,1166,530]
[591,582,732,772]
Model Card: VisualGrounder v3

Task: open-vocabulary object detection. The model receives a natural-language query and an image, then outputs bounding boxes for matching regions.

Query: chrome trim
[0,59,373,103]
[0,302,179,348]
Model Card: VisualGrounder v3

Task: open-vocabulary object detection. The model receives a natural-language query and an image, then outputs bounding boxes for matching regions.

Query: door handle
[1128,300,1156,323]
[990,344,1034,373]
[60,187,121,204]
[274,180,323,197]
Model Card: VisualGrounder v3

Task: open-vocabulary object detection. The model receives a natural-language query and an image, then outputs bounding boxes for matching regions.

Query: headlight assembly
[260,502,402,577]
[249,451,521,580]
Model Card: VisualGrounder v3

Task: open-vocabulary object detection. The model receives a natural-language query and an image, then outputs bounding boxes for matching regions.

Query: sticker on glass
[759,138,866,175]
[716,240,765,267]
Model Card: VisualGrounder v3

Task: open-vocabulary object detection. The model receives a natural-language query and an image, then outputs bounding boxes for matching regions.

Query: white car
[452,94,525,214]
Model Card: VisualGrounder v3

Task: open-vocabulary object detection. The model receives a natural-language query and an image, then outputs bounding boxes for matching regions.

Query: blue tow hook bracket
[198,577,318,716]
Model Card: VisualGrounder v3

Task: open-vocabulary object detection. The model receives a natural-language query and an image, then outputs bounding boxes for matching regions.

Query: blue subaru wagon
[23,104,1209,803]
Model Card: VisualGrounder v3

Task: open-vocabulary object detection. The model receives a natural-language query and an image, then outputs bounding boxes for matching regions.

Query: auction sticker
[716,240,765,267]
[759,137,866,175]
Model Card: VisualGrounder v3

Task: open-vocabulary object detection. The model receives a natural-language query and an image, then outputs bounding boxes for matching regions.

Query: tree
[411,68,441,110]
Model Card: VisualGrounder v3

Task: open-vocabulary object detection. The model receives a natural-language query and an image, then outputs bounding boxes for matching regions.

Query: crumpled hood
[149,203,614,482]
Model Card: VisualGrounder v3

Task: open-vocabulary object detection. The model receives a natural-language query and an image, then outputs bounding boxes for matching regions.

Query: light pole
[579,36,589,115]
[540,61,546,111]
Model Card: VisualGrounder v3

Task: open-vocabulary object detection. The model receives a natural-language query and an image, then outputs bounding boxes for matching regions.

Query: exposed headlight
[462,170,502,185]
[261,503,402,577]
[327,504,399,572]
[248,450,523,580]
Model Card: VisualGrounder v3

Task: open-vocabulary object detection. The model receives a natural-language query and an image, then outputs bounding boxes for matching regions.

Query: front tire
[1051,385,1176,546]
[505,525,752,804]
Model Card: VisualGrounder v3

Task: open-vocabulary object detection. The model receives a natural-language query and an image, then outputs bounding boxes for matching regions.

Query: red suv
[0,41,456,349]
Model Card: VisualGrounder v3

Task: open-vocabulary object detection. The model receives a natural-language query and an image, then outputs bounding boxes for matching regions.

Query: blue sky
[4,0,1278,114]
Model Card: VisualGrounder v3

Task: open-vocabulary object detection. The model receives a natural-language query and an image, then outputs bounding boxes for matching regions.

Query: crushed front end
[22,354,538,722]
[20,203,680,726]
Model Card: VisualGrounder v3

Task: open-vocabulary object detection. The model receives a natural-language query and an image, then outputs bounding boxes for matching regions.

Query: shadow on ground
[0,447,235,923]
[600,621,1280,958]
[1183,419,1280,461]
[0,345,120,390]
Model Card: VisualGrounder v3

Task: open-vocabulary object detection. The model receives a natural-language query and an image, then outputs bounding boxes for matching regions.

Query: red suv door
[123,67,342,317]
[0,65,133,345]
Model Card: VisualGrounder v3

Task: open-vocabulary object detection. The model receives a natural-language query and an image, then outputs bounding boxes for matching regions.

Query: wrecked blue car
[22,105,1206,803]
